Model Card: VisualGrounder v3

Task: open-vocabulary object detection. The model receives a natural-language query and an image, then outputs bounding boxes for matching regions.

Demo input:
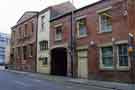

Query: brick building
[10,11,38,72]
[50,0,135,82]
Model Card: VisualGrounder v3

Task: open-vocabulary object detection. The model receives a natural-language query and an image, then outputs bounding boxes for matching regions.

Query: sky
[0,0,99,34]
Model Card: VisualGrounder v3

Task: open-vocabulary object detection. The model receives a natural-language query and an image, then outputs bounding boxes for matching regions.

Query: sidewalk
[6,69,135,90]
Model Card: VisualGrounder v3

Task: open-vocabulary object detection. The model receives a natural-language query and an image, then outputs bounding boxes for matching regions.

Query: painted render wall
[37,10,51,74]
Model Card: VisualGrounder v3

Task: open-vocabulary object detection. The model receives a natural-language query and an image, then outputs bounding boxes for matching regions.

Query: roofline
[11,13,38,30]
[38,7,52,15]
[50,0,107,22]
[17,11,39,24]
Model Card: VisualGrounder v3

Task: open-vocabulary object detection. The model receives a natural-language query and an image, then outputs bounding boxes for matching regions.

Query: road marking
[32,79,42,82]
[13,80,31,87]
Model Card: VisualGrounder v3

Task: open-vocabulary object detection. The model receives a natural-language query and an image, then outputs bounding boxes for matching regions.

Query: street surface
[0,70,115,90]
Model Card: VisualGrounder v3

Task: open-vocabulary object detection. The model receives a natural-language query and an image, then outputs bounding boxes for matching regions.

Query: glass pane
[78,19,87,36]
[118,44,128,66]
[102,57,113,67]
[102,47,113,67]
[119,56,128,66]
[102,47,113,57]
[101,14,112,32]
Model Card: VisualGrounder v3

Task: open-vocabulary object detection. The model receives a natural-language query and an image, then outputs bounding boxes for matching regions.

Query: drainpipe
[69,0,77,78]
[112,38,117,83]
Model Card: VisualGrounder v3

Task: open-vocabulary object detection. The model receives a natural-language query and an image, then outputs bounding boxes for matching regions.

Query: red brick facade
[50,0,135,82]
[10,12,38,72]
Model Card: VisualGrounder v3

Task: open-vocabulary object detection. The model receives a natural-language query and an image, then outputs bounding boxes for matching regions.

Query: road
[0,70,114,90]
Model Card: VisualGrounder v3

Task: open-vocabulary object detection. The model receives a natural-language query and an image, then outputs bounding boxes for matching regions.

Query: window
[55,26,62,41]
[118,44,128,67]
[100,44,129,70]
[19,27,22,39]
[23,46,27,59]
[39,57,48,65]
[76,18,87,37]
[17,47,21,58]
[101,46,113,68]
[42,57,48,65]
[24,24,28,36]
[41,16,45,31]
[31,22,34,32]
[99,9,112,33]
[29,44,33,56]
[39,40,48,51]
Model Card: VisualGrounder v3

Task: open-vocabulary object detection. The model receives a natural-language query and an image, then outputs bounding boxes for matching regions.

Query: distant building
[10,11,38,72]
[5,39,11,66]
[0,32,10,65]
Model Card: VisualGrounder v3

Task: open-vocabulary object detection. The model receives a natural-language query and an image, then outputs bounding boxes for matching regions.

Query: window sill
[97,31,112,34]
[100,66,130,71]
[117,67,130,71]
[55,39,62,42]
[28,56,33,58]
[42,64,48,67]
[39,49,49,52]
[100,66,114,71]
[77,35,88,39]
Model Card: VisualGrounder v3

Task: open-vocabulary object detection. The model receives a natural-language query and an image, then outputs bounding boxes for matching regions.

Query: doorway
[51,47,67,76]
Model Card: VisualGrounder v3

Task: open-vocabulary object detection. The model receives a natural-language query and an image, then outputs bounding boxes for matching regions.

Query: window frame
[31,22,34,33]
[99,42,130,70]
[29,44,33,57]
[39,40,48,51]
[41,15,45,31]
[99,46,114,70]
[116,44,130,70]
[23,46,27,60]
[76,16,88,38]
[24,24,28,37]
[97,7,112,33]
[54,24,63,41]
[42,57,48,65]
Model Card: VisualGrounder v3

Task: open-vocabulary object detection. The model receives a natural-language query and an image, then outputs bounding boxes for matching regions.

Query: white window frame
[99,46,114,70]
[99,41,130,71]
[76,16,87,38]
[54,24,63,41]
[41,15,45,31]
[116,44,130,70]
[97,7,112,33]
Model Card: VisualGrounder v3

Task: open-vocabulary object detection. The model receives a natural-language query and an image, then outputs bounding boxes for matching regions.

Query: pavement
[2,69,135,90]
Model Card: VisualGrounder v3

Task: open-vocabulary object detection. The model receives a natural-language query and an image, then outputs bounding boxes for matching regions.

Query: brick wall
[10,15,38,72]
[50,0,134,82]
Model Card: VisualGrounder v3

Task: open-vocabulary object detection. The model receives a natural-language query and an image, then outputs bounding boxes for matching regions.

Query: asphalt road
[0,70,114,90]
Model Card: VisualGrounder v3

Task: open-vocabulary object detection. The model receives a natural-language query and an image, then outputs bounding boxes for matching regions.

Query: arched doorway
[51,47,67,76]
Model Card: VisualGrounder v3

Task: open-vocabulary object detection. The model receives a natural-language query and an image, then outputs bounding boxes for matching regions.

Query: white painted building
[37,9,50,74]
[37,2,75,74]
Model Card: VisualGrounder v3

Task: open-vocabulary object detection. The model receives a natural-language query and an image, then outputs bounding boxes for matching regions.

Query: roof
[39,1,75,20]
[50,0,108,22]
[11,11,38,29]
[51,1,75,14]
[17,11,38,24]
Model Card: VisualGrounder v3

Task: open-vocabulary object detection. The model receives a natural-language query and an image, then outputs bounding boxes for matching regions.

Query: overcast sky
[0,0,98,34]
